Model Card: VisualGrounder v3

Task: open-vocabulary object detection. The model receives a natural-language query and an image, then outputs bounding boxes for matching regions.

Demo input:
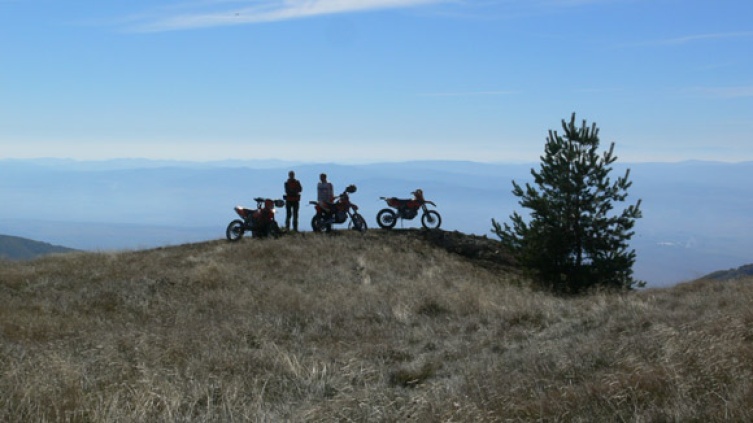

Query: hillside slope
[0,234,76,260]
[702,263,753,281]
[1,230,751,421]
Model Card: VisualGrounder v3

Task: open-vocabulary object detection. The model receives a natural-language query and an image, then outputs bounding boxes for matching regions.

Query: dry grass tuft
[1,230,752,421]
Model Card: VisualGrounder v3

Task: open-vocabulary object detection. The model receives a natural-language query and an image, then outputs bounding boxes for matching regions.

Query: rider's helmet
[413,189,424,200]
[345,184,357,194]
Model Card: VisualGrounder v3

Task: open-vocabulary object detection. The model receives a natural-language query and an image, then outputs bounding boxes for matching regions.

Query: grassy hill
[1,230,751,421]
[0,234,76,260]
[702,263,753,281]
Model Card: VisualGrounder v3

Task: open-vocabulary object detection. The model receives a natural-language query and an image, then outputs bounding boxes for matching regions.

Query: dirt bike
[376,189,442,230]
[226,197,285,241]
[309,185,368,232]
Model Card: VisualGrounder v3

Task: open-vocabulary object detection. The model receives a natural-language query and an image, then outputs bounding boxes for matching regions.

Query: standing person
[317,173,334,210]
[284,171,302,232]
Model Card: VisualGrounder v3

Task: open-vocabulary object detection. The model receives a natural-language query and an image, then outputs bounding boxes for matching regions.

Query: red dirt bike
[376,189,442,230]
[309,185,368,232]
[226,197,285,241]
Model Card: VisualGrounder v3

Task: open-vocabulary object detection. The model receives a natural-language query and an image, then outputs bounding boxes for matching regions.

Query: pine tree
[493,113,642,292]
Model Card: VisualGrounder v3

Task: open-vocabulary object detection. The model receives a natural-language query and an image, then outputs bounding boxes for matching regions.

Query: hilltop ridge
[0,234,76,260]
[369,229,516,270]
[702,263,753,281]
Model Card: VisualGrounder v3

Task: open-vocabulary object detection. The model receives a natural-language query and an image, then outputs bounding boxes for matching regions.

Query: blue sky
[2,0,752,163]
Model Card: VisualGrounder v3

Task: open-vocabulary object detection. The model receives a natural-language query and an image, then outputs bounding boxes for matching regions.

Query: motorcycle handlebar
[251,197,285,208]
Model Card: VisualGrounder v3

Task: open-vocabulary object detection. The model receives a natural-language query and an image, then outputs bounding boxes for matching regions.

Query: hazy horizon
[2,158,752,288]
[4,156,753,166]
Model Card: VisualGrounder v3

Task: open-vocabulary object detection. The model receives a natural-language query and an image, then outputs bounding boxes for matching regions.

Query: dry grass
[1,230,752,422]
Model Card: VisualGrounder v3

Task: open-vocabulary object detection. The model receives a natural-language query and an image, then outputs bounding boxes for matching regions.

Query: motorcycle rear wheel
[226,219,245,241]
[311,215,331,233]
[376,209,397,229]
[421,210,442,230]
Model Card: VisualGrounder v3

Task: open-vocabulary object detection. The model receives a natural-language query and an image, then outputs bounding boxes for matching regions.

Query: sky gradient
[2,0,752,163]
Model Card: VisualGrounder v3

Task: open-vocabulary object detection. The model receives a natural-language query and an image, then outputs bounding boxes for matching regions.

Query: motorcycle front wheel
[376,209,397,229]
[349,213,368,232]
[421,210,442,230]
[226,219,245,241]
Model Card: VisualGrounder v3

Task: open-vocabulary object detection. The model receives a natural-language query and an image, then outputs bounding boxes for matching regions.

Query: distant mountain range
[1,158,752,286]
[0,234,76,260]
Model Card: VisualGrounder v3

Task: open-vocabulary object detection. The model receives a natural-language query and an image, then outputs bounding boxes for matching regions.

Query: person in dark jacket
[284,171,302,231]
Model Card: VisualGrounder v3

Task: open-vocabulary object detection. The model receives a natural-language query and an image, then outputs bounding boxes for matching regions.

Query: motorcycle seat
[311,200,335,210]
[389,198,414,208]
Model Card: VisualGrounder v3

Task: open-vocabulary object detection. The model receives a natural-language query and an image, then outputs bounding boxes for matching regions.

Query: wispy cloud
[128,0,447,32]
[417,90,519,97]
[658,31,753,45]
[631,31,753,47]
[122,0,634,31]
[693,85,753,99]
